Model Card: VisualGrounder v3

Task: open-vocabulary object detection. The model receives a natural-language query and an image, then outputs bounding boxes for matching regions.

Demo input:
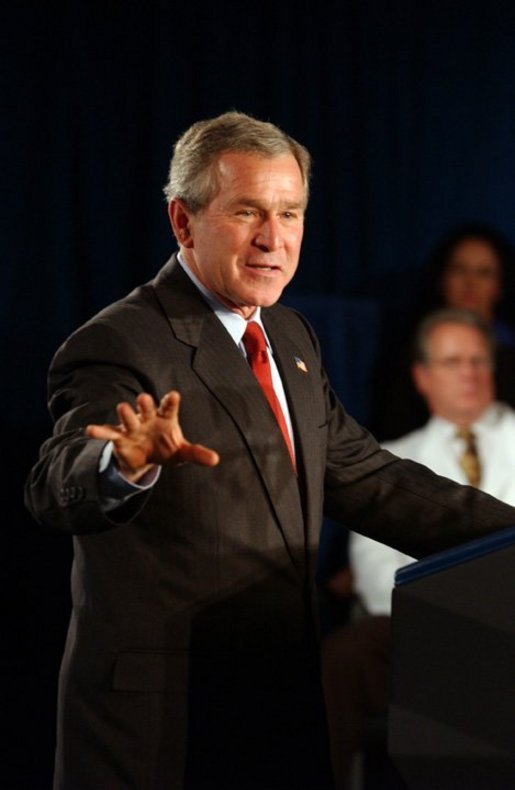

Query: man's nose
[464,271,480,286]
[253,217,282,251]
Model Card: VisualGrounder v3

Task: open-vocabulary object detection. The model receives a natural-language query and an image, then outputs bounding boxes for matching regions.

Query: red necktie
[242,321,296,469]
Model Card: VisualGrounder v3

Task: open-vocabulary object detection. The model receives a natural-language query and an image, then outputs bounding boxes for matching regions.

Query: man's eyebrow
[233,197,306,210]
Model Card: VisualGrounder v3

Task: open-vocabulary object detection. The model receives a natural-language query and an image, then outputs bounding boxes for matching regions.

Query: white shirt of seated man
[351,316,515,615]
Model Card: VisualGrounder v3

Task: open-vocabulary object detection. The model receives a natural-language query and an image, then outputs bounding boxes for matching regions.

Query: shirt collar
[429,403,501,438]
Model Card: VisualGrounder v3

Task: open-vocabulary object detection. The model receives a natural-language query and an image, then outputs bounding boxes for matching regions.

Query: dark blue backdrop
[4,1,515,785]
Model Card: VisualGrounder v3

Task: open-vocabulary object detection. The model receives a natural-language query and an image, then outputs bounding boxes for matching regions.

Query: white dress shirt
[350,402,515,614]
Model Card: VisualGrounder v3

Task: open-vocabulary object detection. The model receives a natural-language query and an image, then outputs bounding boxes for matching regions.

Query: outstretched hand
[85,391,220,482]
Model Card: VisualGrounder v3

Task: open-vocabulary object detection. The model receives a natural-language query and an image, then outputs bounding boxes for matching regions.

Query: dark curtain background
[3,1,515,786]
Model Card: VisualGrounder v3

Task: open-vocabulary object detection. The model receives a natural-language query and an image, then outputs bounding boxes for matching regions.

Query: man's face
[413,322,494,426]
[174,152,306,319]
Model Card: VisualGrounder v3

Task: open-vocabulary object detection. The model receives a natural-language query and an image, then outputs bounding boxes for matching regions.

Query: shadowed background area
[3,1,515,786]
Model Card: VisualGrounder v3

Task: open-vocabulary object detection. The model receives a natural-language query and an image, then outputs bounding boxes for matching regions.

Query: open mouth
[246,263,280,272]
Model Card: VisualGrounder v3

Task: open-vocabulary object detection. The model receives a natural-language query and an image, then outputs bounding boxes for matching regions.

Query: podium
[389,526,515,789]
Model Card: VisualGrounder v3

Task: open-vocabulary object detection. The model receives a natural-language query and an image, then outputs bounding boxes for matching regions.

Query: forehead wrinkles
[213,154,306,204]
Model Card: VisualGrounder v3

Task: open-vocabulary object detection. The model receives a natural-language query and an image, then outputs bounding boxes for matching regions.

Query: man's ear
[168,200,195,248]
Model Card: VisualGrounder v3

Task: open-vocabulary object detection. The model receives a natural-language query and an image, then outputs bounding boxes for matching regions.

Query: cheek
[289,229,304,251]
[284,238,303,270]
[483,280,501,299]
[480,373,494,391]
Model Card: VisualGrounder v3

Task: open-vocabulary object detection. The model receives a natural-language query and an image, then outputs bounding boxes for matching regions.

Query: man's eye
[237,209,256,217]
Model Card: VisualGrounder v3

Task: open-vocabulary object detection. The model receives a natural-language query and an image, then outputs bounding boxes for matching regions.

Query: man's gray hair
[163,111,311,212]
[413,307,496,363]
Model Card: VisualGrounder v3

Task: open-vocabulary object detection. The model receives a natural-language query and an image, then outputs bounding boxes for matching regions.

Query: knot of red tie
[242,321,268,363]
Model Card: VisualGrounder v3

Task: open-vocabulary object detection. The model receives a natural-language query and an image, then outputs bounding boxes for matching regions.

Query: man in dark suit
[25,112,515,790]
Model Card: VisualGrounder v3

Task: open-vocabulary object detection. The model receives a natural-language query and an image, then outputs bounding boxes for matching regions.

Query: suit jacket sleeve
[24,312,161,533]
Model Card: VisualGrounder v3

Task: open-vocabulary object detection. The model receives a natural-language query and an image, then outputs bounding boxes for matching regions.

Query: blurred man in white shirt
[351,306,515,613]
[323,307,515,789]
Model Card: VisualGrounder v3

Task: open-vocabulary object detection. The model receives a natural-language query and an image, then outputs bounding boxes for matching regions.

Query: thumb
[177,442,220,467]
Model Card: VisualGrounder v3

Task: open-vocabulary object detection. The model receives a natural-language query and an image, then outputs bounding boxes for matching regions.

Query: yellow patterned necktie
[456,427,481,487]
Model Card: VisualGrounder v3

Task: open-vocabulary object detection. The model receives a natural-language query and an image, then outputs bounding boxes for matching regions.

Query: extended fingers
[136,393,157,420]
[85,423,123,441]
[117,402,142,432]
[157,391,181,420]
[95,393,180,434]
[117,394,162,430]
[85,391,219,470]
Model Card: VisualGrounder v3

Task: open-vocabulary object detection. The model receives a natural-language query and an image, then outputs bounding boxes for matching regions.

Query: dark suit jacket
[25,256,515,790]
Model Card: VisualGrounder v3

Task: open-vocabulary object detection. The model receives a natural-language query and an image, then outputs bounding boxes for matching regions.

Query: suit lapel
[262,309,322,531]
[153,259,306,572]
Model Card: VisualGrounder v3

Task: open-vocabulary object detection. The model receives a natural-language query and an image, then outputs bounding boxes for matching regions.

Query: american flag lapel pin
[294,356,308,373]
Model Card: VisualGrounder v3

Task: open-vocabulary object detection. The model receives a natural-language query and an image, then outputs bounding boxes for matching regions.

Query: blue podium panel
[390,526,515,790]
